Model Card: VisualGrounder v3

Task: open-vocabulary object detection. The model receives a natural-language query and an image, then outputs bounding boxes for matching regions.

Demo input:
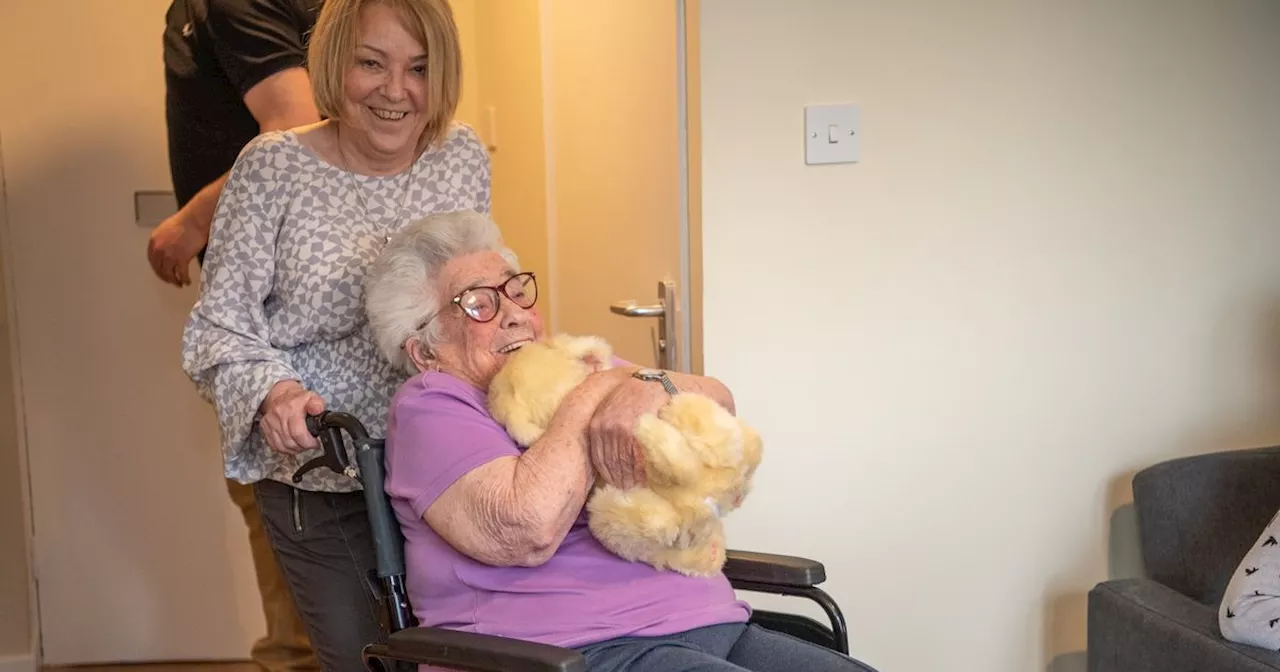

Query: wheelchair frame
[298,410,851,672]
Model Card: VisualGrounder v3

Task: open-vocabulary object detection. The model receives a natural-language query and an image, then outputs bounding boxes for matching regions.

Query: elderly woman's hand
[587,374,671,489]
[259,380,326,454]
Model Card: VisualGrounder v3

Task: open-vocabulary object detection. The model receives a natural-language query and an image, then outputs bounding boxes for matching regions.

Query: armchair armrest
[724,550,826,588]
[368,625,586,672]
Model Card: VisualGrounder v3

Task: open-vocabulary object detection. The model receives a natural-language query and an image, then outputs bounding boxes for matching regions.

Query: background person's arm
[149,0,322,287]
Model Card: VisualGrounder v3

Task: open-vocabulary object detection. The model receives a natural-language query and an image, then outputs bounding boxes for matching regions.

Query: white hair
[364,210,520,375]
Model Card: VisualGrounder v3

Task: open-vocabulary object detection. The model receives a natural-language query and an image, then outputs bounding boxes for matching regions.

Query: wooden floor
[44,663,259,672]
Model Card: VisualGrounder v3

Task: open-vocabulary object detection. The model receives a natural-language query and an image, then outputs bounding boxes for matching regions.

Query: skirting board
[0,654,35,672]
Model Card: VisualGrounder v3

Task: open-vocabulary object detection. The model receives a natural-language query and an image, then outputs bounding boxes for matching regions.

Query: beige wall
[0,135,33,660]
[700,1,1280,671]
[470,0,551,319]
[449,0,480,130]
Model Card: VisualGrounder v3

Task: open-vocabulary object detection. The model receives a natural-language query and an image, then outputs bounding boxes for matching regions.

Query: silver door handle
[610,302,664,318]
[608,281,679,371]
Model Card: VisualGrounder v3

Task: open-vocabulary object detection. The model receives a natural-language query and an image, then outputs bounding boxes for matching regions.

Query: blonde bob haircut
[307,0,462,151]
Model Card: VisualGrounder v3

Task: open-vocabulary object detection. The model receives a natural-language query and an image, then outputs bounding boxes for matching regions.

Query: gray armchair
[1088,446,1280,671]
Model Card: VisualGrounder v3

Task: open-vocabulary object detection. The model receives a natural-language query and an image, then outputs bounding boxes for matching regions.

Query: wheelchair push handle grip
[305,413,325,437]
[306,410,371,441]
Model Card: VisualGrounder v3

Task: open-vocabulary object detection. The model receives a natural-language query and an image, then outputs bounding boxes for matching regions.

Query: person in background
[153,1,325,670]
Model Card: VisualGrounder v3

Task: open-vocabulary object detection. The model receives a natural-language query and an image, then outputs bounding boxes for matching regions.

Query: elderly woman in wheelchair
[344,209,881,672]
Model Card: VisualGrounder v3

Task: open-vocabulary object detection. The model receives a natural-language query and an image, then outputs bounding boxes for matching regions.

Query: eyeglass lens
[457,273,537,322]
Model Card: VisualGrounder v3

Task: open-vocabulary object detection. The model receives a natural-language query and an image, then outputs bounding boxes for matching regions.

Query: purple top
[384,370,752,648]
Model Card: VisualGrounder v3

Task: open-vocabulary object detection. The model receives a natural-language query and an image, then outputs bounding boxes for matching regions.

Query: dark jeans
[254,478,384,672]
[578,622,880,672]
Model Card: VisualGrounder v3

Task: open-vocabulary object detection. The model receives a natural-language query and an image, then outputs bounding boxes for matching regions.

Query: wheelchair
[299,410,852,672]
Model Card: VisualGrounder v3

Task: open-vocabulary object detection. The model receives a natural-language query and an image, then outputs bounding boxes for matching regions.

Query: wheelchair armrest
[375,625,586,672]
[724,550,826,588]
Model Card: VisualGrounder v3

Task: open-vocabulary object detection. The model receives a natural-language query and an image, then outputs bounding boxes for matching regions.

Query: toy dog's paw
[663,537,727,577]
[587,486,683,561]
[504,419,546,447]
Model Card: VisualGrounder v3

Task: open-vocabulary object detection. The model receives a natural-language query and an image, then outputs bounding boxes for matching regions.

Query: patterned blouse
[181,122,491,493]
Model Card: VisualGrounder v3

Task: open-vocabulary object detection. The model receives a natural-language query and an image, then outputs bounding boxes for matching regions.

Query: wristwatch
[633,368,679,395]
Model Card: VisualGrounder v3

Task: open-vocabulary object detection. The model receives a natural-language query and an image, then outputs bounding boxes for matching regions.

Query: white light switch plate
[804,104,859,165]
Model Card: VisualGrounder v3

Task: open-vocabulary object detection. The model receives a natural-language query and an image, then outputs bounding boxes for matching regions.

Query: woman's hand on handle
[259,380,326,454]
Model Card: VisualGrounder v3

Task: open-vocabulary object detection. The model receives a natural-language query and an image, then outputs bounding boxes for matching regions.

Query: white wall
[699,2,1280,671]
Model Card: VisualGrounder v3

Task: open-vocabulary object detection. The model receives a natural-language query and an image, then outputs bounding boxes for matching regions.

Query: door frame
[0,128,43,672]
[678,0,704,375]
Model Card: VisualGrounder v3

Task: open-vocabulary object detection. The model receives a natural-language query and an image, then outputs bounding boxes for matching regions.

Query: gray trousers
[254,479,385,672]
[578,623,881,672]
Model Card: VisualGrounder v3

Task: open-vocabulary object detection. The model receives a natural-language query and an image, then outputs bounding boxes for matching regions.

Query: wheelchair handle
[292,411,408,582]
[306,410,371,442]
[292,411,365,483]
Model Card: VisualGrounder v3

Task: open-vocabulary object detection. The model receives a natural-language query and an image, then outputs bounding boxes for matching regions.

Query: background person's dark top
[162,0,322,263]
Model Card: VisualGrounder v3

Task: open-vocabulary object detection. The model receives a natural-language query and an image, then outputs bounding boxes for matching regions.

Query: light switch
[805,104,859,165]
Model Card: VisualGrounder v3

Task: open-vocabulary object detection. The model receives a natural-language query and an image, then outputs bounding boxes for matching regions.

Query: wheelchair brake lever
[291,412,359,483]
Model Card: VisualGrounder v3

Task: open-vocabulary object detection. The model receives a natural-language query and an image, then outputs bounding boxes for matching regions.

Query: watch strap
[634,368,679,395]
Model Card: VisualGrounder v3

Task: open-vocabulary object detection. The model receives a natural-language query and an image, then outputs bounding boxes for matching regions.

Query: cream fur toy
[487,333,763,577]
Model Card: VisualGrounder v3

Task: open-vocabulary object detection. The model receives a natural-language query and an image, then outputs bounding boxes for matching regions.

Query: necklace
[335,124,419,245]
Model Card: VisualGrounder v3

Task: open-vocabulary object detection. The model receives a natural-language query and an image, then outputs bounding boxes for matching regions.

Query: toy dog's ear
[546,333,613,372]
[582,351,605,372]
[580,335,614,372]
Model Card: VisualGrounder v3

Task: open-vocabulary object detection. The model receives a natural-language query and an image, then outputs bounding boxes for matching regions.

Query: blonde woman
[180,0,483,669]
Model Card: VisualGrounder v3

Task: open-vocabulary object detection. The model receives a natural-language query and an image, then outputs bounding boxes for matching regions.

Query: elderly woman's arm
[668,371,736,414]
[422,369,631,567]
[586,368,737,489]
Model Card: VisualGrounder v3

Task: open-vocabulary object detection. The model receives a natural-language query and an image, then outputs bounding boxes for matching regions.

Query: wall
[0,133,34,666]
[699,1,1280,671]
[448,0,480,130]
[470,0,551,316]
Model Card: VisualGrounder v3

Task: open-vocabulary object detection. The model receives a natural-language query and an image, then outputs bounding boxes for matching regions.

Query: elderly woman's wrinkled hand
[587,375,668,490]
[259,380,326,455]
